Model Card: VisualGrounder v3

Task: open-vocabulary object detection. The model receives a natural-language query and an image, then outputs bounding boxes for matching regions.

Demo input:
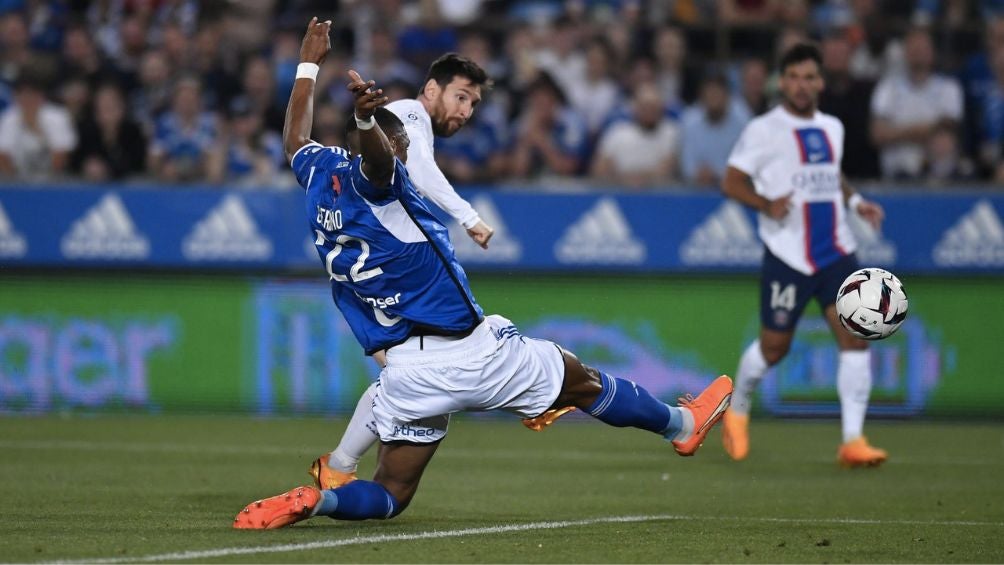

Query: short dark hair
[421,53,492,94]
[778,42,822,73]
[345,107,405,139]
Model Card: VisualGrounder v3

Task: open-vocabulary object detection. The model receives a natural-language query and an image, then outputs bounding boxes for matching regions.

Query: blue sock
[315,480,400,520]
[587,372,684,440]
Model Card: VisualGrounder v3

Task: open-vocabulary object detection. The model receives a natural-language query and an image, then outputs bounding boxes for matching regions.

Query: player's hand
[856,199,885,230]
[764,193,793,220]
[299,17,331,65]
[347,69,387,120]
[466,220,494,249]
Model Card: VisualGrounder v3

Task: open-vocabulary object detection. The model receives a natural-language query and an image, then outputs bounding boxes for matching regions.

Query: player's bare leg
[551,348,731,456]
[723,327,792,461]
[824,305,887,467]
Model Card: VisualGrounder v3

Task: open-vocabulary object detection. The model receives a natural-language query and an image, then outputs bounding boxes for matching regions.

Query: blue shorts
[760,248,859,332]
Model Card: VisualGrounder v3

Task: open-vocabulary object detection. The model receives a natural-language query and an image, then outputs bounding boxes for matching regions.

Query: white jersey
[727,105,856,275]
[386,99,481,229]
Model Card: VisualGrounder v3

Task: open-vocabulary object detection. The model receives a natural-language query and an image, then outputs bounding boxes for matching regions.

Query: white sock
[731,340,769,415]
[837,349,872,443]
[328,381,380,472]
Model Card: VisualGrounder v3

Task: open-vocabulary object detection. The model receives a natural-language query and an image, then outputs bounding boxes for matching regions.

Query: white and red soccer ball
[835,268,909,340]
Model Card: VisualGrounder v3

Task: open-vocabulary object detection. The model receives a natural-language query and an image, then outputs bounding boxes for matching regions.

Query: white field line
[44,513,1004,565]
[1,438,1002,466]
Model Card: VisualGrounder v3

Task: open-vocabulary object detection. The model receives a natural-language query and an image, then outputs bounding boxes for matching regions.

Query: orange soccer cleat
[837,437,888,468]
[721,409,750,461]
[522,406,577,432]
[308,453,358,490]
[233,486,321,529]
[671,375,733,456]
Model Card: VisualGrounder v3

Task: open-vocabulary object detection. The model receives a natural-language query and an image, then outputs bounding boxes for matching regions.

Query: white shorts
[371,314,565,444]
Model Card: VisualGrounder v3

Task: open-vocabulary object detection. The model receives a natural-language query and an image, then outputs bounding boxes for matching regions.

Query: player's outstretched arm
[347,70,395,186]
[283,17,330,162]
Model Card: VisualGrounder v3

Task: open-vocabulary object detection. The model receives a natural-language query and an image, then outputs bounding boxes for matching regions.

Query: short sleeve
[290,143,351,189]
[43,106,77,151]
[726,120,766,176]
[940,78,964,121]
[0,111,16,153]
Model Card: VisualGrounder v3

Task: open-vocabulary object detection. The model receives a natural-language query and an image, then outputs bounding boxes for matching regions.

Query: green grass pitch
[1,414,1002,563]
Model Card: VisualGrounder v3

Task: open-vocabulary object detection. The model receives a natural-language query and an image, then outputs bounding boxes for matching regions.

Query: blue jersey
[291,142,484,354]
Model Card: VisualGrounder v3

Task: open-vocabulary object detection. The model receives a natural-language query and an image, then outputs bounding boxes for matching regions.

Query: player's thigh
[813,254,868,351]
[373,440,440,510]
[551,347,603,409]
[759,250,812,360]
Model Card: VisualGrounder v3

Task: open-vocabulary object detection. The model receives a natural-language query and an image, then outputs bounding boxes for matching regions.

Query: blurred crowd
[2,0,1004,190]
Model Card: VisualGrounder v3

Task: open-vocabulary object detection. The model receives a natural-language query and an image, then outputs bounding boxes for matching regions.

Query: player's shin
[312,480,401,520]
[837,349,871,442]
[329,382,381,472]
[732,339,769,415]
[586,372,687,440]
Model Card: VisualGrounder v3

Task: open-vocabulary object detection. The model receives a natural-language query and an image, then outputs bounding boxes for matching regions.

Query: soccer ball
[835,268,909,340]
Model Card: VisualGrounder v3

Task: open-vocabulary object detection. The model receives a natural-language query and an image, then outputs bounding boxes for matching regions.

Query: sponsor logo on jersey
[847,211,896,266]
[449,196,522,263]
[679,201,762,266]
[0,201,27,258]
[555,198,646,265]
[182,194,272,261]
[933,199,1004,267]
[794,127,834,164]
[61,193,149,259]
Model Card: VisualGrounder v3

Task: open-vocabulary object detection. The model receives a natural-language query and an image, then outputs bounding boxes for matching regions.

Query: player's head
[346,107,410,163]
[419,53,491,138]
[778,42,824,116]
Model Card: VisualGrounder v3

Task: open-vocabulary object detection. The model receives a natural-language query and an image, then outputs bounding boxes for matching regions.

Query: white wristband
[295,62,319,81]
[848,193,863,211]
[355,114,375,130]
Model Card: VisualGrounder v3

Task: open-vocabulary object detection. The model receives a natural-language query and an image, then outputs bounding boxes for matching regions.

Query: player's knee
[556,349,603,407]
[760,341,789,366]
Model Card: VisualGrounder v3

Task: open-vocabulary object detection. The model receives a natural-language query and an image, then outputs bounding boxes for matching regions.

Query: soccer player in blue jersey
[234,18,732,529]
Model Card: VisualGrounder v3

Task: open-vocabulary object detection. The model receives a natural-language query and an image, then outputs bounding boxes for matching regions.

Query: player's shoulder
[740,108,780,136]
[386,98,426,124]
[291,142,353,171]
[815,111,844,132]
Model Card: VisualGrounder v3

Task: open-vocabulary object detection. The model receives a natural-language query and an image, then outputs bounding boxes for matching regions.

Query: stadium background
[1,0,1003,421]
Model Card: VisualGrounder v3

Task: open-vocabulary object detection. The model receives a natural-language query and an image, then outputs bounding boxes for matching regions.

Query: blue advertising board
[1,186,1002,274]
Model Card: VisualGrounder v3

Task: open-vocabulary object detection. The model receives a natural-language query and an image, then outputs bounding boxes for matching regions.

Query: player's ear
[422,78,440,99]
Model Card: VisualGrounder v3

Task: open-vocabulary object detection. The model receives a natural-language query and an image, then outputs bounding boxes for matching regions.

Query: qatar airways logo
[790,170,840,195]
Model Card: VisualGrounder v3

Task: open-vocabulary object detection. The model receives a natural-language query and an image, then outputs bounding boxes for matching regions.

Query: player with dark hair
[233,18,732,529]
[720,43,888,467]
[307,48,572,495]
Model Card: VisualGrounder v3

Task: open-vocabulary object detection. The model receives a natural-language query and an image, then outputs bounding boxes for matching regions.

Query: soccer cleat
[671,375,733,456]
[308,453,358,490]
[837,436,888,468]
[721,409,750,461]
[233,486,321,529]
[522,406,577,431]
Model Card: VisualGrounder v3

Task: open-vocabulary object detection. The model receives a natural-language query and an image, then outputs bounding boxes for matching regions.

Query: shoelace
[677,393,697,407]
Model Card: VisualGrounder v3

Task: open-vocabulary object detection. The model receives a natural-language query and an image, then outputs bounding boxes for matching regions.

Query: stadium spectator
[591,82,680,187]
[679,73,749,188]
[0,73,77,180]
[60,24,120,89]
[923,122,976,183]
[147,76,218,183]
[353,28,422,94]
[977,43,1004,179]
[191,22,241,114]
[0,11,57,85]
[651,26,691,107]
[510,73,588,180]
[963,16,1004,163]
[870,27,963,179]
[130,50,174,133]
[435,100,510,184]
[396,0,459,70]
[59,75,91,124]
[533,17,587,104]
[207,99,285,187]
[235,56,285,135]
[819,33,880,179]
[737,57,769,116]
[70,83,146,181]
[570,38,622,136]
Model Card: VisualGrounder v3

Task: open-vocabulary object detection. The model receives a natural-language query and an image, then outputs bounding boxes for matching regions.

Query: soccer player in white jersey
[719,43,888,467]
[233,18,732,528]
[307,49,572,493]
